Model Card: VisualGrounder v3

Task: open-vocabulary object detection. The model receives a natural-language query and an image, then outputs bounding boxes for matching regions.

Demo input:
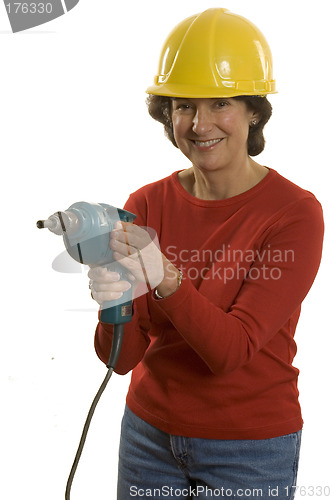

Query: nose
[192,107,213,136]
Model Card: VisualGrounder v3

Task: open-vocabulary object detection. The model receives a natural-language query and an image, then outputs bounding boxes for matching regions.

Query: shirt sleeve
[151,196,324,375]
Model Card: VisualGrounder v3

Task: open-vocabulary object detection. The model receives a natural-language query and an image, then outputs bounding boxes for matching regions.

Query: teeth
[195,139,222,147]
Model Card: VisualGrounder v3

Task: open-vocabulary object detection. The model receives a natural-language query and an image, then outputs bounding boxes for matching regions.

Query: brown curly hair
[146,95,272,156]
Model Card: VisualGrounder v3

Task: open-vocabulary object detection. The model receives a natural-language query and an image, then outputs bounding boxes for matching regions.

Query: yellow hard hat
[146,8,276,98]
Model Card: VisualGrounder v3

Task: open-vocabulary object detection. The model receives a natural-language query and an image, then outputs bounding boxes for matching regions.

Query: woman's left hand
[110,222,165,289]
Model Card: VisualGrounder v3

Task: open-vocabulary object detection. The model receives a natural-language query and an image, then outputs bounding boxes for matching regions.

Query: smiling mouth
[193,138,223,147]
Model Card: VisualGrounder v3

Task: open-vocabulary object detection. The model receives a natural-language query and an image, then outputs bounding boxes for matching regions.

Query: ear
[249,112,261,127]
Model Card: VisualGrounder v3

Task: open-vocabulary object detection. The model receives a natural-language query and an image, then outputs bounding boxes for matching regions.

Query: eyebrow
[171,97,191,102]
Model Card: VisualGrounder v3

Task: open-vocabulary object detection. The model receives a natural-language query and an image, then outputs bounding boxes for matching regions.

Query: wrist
[155,258,183,299]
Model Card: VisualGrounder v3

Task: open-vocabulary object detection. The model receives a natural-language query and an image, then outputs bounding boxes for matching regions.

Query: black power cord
[65,323,125,500]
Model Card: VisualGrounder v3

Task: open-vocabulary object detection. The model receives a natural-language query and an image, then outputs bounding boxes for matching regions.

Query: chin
[194,161,228,173]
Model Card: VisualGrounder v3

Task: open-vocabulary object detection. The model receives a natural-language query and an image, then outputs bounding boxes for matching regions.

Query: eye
[215,99,229,109]
[176,103,193,111]
[172,100,194,112]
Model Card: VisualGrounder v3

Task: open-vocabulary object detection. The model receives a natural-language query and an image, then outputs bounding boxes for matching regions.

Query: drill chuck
[36,211,79,236]
[36,220,45,229]
[36,218,57,230]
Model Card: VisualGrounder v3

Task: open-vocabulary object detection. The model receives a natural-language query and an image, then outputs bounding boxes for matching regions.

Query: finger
[112,227,152,256]
[112,251,141,273]
[111,221,135,239]
[91,289,124,305]
[88,267,120,282]
[92,280,131,293]
[110,237,138,257]
[111,223,146,248]
[88,266,106,279]
[114,221,135,231]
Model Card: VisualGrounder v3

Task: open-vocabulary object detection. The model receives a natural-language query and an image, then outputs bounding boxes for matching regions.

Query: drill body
[37,201,136,325]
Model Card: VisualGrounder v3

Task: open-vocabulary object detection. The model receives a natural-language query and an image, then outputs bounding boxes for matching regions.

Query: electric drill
[37,201,136,369]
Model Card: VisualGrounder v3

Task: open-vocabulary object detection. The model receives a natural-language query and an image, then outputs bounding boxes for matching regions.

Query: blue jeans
[118,406,302,500]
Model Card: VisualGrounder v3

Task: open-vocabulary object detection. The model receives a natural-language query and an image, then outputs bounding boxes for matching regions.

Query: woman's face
[171,97,257,173]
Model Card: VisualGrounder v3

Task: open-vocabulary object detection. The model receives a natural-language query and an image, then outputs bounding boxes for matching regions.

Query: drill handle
[99,262,133,325]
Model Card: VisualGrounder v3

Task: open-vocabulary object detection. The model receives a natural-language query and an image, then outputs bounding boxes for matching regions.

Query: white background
[0,0,331,499]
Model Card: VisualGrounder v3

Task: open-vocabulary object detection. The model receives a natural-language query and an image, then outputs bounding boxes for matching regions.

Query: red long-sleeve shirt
[95,168,324,439]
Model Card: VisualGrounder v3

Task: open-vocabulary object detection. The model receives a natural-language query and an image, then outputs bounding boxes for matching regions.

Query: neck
[180,158,268,201]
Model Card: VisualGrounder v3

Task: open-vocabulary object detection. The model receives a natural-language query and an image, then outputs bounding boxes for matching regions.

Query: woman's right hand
[88,266,132,306]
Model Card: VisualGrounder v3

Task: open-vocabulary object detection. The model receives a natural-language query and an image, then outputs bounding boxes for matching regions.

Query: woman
[88,9,324,499]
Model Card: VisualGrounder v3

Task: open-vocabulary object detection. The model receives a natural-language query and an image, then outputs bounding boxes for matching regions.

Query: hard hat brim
[146,82,277,98]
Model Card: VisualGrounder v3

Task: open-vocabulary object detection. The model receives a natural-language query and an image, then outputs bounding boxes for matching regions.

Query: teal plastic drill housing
[61,202,136,324]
